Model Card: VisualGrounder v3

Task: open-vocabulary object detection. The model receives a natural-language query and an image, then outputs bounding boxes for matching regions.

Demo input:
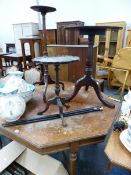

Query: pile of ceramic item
[0,68,35,122]
[119,90,131,152]
[120,90,131,124]
[120,93,131,152]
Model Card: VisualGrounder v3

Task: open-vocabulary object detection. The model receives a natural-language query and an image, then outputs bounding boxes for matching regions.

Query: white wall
[0,0,37,51]
[0,0,131,51]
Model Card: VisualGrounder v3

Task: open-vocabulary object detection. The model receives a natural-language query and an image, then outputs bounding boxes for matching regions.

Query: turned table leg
[70,142,79,175]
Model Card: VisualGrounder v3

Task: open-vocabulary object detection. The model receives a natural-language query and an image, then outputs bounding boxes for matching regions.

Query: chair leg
[119,70,129,101]
[107,70,112,89]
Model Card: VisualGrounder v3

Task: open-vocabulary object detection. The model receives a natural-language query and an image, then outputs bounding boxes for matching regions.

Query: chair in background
[96,55,112,80]
[96,47,131,100]
[109,47,131,89]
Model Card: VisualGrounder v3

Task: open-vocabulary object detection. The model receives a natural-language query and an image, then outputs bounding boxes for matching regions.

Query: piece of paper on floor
[0,141,26,173]
[16,148,69,175]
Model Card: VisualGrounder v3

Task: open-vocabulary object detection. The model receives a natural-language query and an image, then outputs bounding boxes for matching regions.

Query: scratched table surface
[0,82,119,154]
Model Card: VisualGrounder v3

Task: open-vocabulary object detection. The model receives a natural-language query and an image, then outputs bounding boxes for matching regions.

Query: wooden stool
[104,132,131,174]
[20,37,43,69]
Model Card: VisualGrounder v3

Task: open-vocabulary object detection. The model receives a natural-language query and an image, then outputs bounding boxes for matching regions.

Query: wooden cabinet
[126,28,131,47]
[46,29,57,44]
[47,45,97,82]
[94,21,126,58]
[57,21,84,44]
[39,29,57,45]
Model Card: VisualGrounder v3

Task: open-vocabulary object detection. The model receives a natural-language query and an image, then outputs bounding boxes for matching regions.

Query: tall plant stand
[31,5,64,101]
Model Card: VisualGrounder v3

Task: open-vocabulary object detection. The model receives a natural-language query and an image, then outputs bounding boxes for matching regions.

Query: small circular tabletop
[33,55,80,64]
[65,26,122,35]
[30,5,56,14]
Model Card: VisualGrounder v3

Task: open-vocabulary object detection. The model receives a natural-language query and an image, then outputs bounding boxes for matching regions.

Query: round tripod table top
[65,26,122,35]
[33,55,80,65]
[30,5,56,14]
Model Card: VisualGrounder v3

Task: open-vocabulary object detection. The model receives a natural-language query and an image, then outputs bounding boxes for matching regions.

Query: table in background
[0,83,119,175]
[2,53,31,71]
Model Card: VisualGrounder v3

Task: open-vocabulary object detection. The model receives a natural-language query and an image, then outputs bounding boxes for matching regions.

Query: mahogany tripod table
[65,26,122,108]
[33,55,79,126]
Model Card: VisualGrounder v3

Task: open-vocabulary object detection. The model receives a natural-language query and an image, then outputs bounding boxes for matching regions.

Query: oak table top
[0,82,119,175]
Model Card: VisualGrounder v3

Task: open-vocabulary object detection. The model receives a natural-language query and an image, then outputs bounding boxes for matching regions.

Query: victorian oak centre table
[0,83,119,175]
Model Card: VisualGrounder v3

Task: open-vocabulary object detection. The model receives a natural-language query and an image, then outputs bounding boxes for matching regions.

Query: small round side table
[34,55,79,126]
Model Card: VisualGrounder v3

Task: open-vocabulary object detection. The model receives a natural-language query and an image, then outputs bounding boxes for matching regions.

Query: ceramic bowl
[5,76,28,92]
[18,84,35,103]
[0,85,18,95]
[0,83,35,103]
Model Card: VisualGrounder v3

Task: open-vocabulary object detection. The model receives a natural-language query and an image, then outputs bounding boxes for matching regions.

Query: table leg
[65,70,115,108]
[18,59,23,71]
[70,153,77,175]
[104,162,112,175]
[70,143,79,175]
[43,64,49,102]
[38,64,68,126]
[0,136,3,148]
[57,98,67,127]
[21,42,27,70]
[0,55,3,76]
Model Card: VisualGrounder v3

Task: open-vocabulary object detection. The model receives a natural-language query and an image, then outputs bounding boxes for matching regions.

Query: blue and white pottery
[0,73,35,103]
[18,83,35,103]
[0,88,26,122]
[0,85,18,95]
